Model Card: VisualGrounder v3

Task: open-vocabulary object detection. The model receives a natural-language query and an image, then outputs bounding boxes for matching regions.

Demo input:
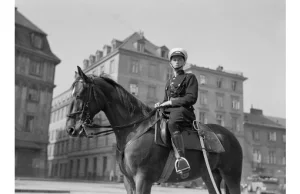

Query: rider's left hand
[159,101,172,107]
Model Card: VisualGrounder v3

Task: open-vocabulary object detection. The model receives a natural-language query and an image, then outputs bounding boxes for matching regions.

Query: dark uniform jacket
[162,70,198,124]
[162,70,198,108]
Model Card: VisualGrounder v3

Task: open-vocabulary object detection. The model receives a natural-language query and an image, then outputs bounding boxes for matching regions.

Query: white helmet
[168,48,188,62]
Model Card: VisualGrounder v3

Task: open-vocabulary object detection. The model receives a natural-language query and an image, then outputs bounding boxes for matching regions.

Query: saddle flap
[199,130,225,153]
[154,120,225,153]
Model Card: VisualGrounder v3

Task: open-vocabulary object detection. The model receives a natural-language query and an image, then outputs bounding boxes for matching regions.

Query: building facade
[15,8,61,177]
[244,108,286,183]
[48,32,248,181]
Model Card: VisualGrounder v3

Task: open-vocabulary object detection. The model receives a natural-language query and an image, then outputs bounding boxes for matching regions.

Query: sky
[15,0,286,118]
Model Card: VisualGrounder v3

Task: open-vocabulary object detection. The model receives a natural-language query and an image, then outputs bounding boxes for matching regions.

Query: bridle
[67,77,159,138]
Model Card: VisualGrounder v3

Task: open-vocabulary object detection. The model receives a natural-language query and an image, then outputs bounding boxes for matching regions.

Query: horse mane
[72,73,153,117]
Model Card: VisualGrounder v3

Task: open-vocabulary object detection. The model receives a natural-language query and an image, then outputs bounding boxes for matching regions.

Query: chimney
[83,59,89,69]
[89,55,95,65]
[96,50,103,61]
[217,66,223,71]
[103,45,112,56]
[250,108,263,115]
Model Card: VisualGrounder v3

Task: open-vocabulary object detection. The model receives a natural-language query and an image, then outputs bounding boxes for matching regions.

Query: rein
[68,78,160,138]
[80,108,158,138]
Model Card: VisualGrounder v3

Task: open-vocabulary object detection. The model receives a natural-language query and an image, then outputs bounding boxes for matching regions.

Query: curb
[15,189,70,193]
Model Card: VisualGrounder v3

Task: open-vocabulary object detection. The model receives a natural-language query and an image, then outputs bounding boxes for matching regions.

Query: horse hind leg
[201,169,222,194]
[220,170,241,194]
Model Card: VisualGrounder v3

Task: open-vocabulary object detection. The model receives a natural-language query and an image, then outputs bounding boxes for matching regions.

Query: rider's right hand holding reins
[154,100,172,108]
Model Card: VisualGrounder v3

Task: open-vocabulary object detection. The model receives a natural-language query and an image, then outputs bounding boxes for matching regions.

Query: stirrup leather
[175,157,190,174]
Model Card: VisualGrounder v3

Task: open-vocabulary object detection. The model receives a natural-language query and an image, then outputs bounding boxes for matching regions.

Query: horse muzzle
[67,123,88,138]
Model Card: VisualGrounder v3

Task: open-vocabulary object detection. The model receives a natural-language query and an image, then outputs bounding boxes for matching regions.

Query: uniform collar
[173,70,185,78]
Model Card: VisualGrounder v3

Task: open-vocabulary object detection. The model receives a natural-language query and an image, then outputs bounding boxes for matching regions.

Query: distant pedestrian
[109,170,115,181]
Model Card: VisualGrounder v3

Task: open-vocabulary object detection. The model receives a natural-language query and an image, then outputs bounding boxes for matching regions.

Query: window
[267,151,276,164]
[199,112,207,124]
[78,138,82,150]
[282,152,286,165]
[149,64,157,78]
[25,115,34,132]
[216,114,224,126]
[166,68,173,81]
[282,134,286,143]
[137,43,144,52]
[268,131,277,141]
[92,68,98,76]
[161,50,166,58]
[217,78,222,88]
[30,61,43,76]
[57,143,60,155]
[31,33,43,49]
[84,158,89,177]
[199,75,207,85]
[100,65,105,74]
[131,60,139,73]
[232,80,237,91]
[76,159,80,177]
[232,98,240,110]
[253,149,262,163]
[27,88,39,102]
[232,117,240,131]
[50,113,54,123]
[109,60,115,73]
[148,86,156,98]
[130,84,138,96]
[199,91,208,105]
[253,130,260,141]
[216,95,224,108]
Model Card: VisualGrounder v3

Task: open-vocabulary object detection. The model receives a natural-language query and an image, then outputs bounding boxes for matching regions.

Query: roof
[15,9,61,63]
[15,8,46,35]
[117,32,166,58]
[266,116,286,128]
[244,113,285,129]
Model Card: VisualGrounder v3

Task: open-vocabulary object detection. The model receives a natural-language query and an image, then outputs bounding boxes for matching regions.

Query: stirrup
[175,157,190,174]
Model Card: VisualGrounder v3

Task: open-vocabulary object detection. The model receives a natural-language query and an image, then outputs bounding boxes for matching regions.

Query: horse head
[66,66,106,137]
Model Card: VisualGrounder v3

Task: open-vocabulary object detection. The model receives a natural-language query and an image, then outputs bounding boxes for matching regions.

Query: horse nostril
[68,127,75,135]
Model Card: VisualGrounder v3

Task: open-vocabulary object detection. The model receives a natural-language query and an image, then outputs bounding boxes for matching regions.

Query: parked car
[247,175,280,194]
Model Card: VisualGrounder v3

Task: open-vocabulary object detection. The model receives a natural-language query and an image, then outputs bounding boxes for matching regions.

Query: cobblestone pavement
[15,179,211,194]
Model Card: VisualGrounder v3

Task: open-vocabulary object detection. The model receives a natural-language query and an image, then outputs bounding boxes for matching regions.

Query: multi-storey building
[48,32,248,181]
[244,108,286,183]
[15,8,61,177]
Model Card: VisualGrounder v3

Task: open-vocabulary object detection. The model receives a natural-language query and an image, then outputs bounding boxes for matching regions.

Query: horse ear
[74,71,79,78]
[77,66,89,82]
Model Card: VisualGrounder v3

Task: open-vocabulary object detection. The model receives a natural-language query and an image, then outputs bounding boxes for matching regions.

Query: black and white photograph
[1,0,294,193]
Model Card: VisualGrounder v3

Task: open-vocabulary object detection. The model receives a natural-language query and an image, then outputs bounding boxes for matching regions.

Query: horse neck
[102,98,148,149]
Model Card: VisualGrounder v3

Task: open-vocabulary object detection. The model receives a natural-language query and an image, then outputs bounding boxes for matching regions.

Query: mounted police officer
[155,48,198,174]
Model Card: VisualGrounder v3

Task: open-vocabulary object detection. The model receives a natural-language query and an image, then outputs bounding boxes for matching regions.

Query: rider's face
[170,56,185,69]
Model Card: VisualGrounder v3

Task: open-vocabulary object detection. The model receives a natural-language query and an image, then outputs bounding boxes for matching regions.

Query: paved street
[15,179,211,194]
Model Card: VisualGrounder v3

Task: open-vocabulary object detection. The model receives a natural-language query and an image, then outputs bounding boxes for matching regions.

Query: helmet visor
[170,51,185,61]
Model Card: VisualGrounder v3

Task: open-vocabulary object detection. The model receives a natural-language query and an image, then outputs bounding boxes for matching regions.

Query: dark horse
[66,66,243,194]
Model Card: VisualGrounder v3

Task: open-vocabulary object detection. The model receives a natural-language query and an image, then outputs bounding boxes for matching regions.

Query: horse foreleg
[124,175,136,194]
[134,174,153,194]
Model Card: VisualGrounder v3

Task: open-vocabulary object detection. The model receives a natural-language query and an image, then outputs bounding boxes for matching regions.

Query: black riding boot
[171,131,190,174]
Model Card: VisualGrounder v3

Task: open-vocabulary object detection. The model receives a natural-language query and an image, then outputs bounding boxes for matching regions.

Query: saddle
[154,110,225,153]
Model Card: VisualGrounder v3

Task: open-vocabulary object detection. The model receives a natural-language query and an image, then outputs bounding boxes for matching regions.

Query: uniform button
[171,82,174,84]
[173,77,175,80]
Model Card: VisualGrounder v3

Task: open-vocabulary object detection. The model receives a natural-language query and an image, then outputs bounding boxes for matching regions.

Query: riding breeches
[166,106,196,134]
